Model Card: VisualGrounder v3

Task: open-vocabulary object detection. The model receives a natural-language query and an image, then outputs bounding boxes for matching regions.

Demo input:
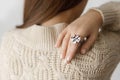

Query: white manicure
[66,57,70,62]
[64,59,67,65]
[63,57,70,65]
[60,54,62,59]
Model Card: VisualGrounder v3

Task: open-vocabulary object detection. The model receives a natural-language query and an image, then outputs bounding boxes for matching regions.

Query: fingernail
[63,59,67,65]
[66,56,70,62]
[81,49,87,54]
[60,54,62,59]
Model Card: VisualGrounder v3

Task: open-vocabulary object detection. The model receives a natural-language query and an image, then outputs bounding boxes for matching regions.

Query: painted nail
[63,59,67,65]
[66,56,71,62]
[60,54,63,59]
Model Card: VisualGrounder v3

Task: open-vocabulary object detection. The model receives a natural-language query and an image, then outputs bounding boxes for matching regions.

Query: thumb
[80,32,98,54]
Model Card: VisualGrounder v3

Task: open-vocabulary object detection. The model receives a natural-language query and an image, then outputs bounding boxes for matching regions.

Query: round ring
[70,33,86,45]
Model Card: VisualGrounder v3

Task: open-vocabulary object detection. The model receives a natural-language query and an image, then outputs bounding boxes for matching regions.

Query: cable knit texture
[95,2,120,31]
[0,2,120,80]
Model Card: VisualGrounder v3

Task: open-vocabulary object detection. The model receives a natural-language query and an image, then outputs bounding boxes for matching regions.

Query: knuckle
[59,30,66,36]
[63,37,68,41]
[59,33,63,38]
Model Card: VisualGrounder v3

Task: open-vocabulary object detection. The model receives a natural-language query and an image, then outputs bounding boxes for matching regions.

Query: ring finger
[64,33,83,64]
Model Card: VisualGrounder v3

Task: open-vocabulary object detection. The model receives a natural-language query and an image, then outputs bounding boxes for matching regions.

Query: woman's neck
[41,11,77,27]
[41,0,88,27]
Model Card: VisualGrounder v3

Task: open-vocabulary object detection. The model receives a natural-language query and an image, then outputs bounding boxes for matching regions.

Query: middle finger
[64,34,82,64]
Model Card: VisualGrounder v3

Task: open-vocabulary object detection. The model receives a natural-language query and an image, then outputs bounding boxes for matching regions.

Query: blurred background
[0,0,120,79]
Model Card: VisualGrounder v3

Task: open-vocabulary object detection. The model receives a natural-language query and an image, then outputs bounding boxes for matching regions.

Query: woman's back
[0,0,120,80]
[0,22,120,80]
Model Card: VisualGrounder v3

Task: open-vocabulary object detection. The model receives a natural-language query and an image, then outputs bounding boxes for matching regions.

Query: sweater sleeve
[91,1,120,31]
[0,32,11,80]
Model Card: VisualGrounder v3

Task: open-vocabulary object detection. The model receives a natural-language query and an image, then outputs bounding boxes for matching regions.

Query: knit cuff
[90,7,117,26]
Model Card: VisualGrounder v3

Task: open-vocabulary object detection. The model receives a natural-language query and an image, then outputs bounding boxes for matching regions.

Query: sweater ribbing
[11,23,67,51]
[96,1,120,31]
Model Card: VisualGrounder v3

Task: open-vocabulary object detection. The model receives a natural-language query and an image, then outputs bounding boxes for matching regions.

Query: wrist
[87,9,103,27]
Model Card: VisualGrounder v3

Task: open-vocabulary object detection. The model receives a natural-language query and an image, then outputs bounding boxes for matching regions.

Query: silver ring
[70,34,87,45]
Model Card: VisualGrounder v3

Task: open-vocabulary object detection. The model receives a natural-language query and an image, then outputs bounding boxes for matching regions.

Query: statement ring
[70,34,87,46]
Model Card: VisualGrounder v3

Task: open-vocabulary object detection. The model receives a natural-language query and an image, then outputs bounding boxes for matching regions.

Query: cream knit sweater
[0,1,120,80]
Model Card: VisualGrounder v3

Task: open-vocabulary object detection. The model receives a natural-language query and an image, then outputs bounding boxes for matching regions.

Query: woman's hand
[54,9,103,64]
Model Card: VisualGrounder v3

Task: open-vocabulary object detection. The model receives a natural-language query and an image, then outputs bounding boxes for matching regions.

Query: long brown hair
[17,0,83,28]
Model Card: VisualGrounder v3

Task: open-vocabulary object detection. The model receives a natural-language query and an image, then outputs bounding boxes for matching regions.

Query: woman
[0,0,120,80]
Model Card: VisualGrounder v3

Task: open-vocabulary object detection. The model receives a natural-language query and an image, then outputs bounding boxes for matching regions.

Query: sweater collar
[13,22,68,51]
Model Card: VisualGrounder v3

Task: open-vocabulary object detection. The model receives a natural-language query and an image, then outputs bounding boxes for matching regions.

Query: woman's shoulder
[0,27,27,47]
[1,28,17,40]
[93,30,120,54]
[1,25,36,40]
[0,29,18,51]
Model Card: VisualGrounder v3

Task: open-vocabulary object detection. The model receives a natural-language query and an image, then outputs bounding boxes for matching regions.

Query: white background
[0,0,120,80]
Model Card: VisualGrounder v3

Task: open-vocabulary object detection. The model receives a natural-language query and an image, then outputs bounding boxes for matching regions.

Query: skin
[42,0,103,64]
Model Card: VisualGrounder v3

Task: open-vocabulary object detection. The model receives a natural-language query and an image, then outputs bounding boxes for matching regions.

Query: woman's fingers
[55,29,67,48]
[55,29,98,64]
[60,33,70,59]
[80,32,98,54]
[64,34,80,64]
